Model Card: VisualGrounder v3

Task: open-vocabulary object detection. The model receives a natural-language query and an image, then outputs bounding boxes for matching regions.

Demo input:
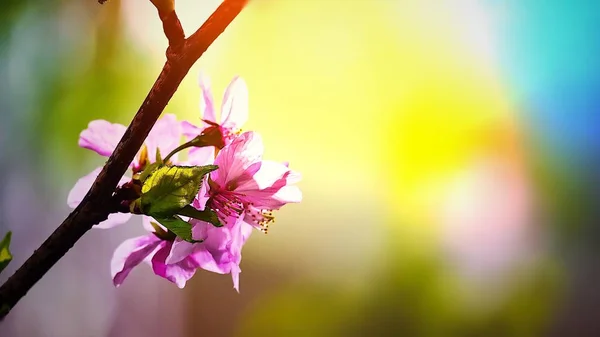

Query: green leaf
[0,231,13,274]
[140,165,218,217]
[154,216,201,243]
[138,162,162,183]
[177,205,222,227]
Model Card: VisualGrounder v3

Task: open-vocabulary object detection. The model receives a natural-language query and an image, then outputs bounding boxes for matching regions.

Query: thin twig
[0,0,248,319]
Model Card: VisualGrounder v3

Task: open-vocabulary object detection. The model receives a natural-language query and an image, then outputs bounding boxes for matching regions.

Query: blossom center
[209,190,244,224]
[245,205,275,233]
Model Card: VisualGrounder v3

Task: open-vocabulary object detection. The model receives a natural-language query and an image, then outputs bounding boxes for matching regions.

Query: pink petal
[166,222,208,264]
[78,120,126,157]
[192,249,224,274]
[142,216,167,232]
[152,242,198,288]
[187,146,215,166]
[180,121,215,165]
[231,265,241,292]
[283,169,302,185]
[166,240,195,265]
[96,213,133,229]
[193,179,210,211]
[67,167,102,209]
[228,222,253,292]
[181,120,202,140]
[220,76,248,130]
[240,222,254,243]
[236,161,289,191]
[68,167,132,228]
[198,72,216,125]
[236,162,302,209]
[144,113,182,163]
[272,169,303,204]
[190,222,235,274]
[193,219,250,292]
[213,131,263,187]
[273,185,303,204]
[111,235,162,287]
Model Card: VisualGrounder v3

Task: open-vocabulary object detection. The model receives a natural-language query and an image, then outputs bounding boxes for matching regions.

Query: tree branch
[151,0,185,49]
[0,0,248,320]
[160,10,185,49]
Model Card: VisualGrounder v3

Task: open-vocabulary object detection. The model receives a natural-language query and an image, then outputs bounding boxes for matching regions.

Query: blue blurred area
[497,1,600,159]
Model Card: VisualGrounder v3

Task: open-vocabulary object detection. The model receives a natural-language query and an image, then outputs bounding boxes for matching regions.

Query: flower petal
[96,213,134,229]
[236,162,302,209]
[181,121,202,140]
[273,185,303,204]
[144,113,182,163]
[213,131,263,187]
[68,168,133,228]
[67,167,102,208]
[152,242,198,288]
[78,120,126,157]
[187,146,215,166]
[272,170,303,204]
[190,221,234,274]
[231,264,241,292]
[220,76,249,130]
[111,235,162,287]
[193,179,210,211]
[190,219,251,291]
[236,160,289,191]
[166,240,195,265]
[198,72,217,125]
[229,222,253,292]
[166,222,208,264]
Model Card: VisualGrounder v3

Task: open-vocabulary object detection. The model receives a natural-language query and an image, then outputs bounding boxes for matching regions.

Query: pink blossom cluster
[67,74,302,291]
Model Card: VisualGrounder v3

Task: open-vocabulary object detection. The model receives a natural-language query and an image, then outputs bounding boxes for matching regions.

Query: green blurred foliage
[237,238,562,337]
[33,3,154,182]
[0,0,36,41]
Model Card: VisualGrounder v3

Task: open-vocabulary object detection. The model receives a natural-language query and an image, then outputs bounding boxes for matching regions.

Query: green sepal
[140,165,218,217]
[0,231,13,274]
[149,221,176,241]
[178,205,222,227]
[155,147,163,165]
[154,216,202,243]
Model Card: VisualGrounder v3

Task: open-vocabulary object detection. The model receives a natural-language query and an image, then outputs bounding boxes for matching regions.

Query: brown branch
[151,0,185,49]
[0,0,248,320]
[160,10,185,49]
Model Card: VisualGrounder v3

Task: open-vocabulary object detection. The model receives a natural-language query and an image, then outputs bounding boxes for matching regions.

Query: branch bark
[0,0,248,319]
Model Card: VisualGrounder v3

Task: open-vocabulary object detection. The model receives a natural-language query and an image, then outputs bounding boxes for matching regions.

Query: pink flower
[70,113,203,288]
[110,211,254,290]
[163,197,254,291]
[68,84,302,292]
[181,73,249,165]
[206,131,302,230]
[110,217,202,288]
[190,218,254,292]
[67,114,182,228]
[165,131,302,290]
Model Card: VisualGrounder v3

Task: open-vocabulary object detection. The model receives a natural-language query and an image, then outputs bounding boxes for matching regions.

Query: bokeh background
[1,0,600,336]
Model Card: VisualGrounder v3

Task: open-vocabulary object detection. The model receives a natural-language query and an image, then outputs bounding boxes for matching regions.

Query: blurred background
[1,0,600,336]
